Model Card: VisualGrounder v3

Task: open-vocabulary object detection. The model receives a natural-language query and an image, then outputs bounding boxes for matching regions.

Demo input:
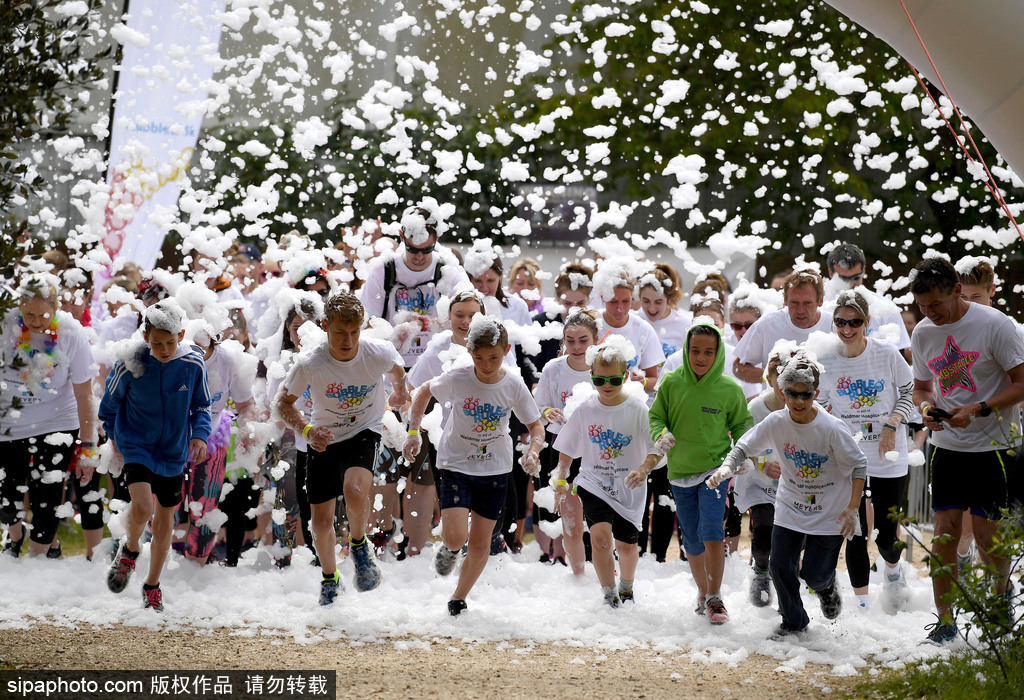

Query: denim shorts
[439,470,509,520]
[670,478,728,556]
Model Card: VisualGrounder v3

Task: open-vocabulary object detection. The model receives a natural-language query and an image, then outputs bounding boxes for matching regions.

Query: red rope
[898,0,1024,243]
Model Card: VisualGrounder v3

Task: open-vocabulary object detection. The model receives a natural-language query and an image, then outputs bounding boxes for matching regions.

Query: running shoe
[882,563,910,613]
[749,568,773,608]
[142,585,163,612]
[369,523,396,557]
[817,582,843,620]
[350,539,382,592]
[706,596,729,625]
[46,541,62,559]
[448,598,468,616]
[319,570,341,606]
[618,586,634,604]
[602,586,621,609]
[770,623,808,641]
[956,542,975,575]
[434,544,458,577]
[694,595,707,616]
[3,529,25,558]
[106,543,138,593]
[922,621,957,645]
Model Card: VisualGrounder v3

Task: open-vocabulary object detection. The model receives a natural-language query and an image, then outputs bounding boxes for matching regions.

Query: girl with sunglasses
[815,289,915,612]
[552,336,671,607]
[646,319,753,624]
[533,309,600,572]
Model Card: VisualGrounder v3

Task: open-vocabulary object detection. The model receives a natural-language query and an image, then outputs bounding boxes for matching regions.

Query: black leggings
[638,466,675,561]
[845,474,908,588]
[220,475,261,566]
[0,432,77,545]
[749,502,775,572]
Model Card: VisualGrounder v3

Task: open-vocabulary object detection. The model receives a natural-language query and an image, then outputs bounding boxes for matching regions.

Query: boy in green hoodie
[645,319,752,624]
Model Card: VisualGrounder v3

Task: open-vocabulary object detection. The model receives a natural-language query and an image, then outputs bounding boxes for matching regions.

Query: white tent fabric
[824,0,1024,177]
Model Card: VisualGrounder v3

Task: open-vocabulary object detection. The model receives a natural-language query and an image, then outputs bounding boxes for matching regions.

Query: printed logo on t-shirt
[325,382,377,409]
[806,495,816,505]
[560,389,571,406]
[588,424,633,460]
[835,376,884,409]
[783,442,828,479]
[927,336,980,396]
[395,287,437,316]
[662,342,679,357]
[211,391,223,404]
[463,398,509,432]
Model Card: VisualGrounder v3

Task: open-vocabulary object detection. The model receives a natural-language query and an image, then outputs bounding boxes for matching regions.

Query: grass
[847,635,1024,699]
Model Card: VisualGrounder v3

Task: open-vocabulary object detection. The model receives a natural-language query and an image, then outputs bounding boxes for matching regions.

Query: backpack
[382,257,446,321]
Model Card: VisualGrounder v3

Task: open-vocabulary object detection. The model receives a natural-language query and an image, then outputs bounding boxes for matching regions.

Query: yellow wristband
[555,479,568,486]
[642,376,648,387]
[301,424,313,439]
[408,429,420,436]
[542,408,553,419]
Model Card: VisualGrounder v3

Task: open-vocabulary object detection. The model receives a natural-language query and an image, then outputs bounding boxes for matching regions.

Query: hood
[680,318,726,384]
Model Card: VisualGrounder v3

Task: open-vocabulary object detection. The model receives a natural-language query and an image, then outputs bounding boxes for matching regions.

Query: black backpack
[382,257,446,320]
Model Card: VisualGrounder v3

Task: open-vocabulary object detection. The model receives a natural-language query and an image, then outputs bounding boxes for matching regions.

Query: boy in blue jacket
[100,299,212,611]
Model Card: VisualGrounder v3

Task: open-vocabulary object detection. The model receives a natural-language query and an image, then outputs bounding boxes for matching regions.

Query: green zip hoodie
[649,321,753,479]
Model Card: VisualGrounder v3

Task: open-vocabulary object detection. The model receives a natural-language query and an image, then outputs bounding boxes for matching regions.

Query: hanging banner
[102,0,223,271]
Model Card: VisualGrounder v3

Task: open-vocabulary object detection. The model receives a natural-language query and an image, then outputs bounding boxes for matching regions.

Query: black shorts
[931,445,1012,518]
[439,471,508,520]
[376,433,435,487]
[123,463,183,509]
[576,486,640,544]
[305,429,380,505]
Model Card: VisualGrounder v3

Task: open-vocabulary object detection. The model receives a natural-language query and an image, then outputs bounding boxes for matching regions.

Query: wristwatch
[979,401,992,418]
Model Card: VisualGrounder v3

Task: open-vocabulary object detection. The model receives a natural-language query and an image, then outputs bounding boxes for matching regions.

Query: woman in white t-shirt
[817,290,915,612]
[533,309,600,572]
[637,264,691,362]
[1,275,99,558]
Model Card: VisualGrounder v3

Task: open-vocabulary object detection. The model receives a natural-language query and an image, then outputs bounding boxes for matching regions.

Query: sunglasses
[730,321,755,331]
[837,272,863,283]
[833,317,865,328]
[783,389,816,401]
[405,243,435,255]
[591,373,627,387]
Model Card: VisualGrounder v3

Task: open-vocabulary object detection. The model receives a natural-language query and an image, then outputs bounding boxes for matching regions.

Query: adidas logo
[177,384,188,391]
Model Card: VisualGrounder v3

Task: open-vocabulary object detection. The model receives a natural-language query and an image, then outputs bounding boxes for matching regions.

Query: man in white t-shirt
[733,270,832,384]
[910,257,1024,645]
[824,243,911,350]
[358,206,470,368]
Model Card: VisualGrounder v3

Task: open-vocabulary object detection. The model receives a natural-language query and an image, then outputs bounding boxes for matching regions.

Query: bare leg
[145,503,176,586]
[452,512,496,601]
[689,552,708,600]
[560,495,586,575]
[310,500,338,576]
[404,483,436,556]
[616,540,639,585]
[703,540,725,597]
[590,523,616,589]
[973,514,1010,594]
[343,468,373,542]
[932,508,963,620]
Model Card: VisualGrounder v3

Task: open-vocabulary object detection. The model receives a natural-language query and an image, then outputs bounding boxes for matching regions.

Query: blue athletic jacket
[99,343,212,476]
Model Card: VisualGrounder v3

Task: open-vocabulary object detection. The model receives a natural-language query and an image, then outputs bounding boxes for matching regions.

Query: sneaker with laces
[881,563,910,613]
[706,596,729,625]
[106,544,138,593]
[618,587,634,604]
[749,569,773,608]
[448,598,468,616]
[602,586,621,609]
[770,623,808,641]
[817,582,842,620]
[350,539,381,592]
[922,621,957,645]
[956,543,974,575]
[142,585,163,612]
[3,529,25,558]
[694,595,707,616]
[46,541,62,559]
[434,544,458,576]
[319,570,342,606]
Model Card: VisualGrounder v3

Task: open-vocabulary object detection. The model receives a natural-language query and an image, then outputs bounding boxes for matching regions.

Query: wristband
[542,408,553,419]
[301,424,313,439]
[641,376,648,388]
[407,429,420,436]
[979,401,992,418]
[919,402,931,415]
[554,479,567,486]
[882,423,897,432]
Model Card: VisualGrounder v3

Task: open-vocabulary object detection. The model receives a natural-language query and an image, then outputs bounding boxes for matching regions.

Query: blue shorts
[671,479,728,556]
[439,471,508,520]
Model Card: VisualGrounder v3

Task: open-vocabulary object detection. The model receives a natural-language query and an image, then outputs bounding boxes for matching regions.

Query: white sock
[885,562,901,578]
[856,594,870,607]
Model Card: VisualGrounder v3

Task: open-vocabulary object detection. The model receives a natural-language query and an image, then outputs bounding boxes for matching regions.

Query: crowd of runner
[2,206,1021,644]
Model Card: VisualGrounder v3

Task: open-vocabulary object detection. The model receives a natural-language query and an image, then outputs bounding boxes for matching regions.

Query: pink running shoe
[143,585,163,612]
[706,596,729,625]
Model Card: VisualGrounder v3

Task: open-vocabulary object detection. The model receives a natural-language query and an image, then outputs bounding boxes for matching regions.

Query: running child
[552,335,673,607]
[648,319,752,624]
[101,300,212,611]
[275,292,410,605]
[403,315,544,616]
[710,349,867,637]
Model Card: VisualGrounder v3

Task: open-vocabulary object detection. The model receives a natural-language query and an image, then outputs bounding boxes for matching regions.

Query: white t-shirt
[407,331,515,389]
[0,310,98,441]
[732,389,780,512]
[429,365,540,477]
[204,341,257,428]
[268,351,311,452]
[644,309,691,361]
[533,355,591,436]
[735,307,833,370]
[734,408,867,536]
[553,394,654,530]
[283,338,402,444]
[911,302,1024,451]
[358,249,469,367]
[598,313,666,372]
[817,338,913,477]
